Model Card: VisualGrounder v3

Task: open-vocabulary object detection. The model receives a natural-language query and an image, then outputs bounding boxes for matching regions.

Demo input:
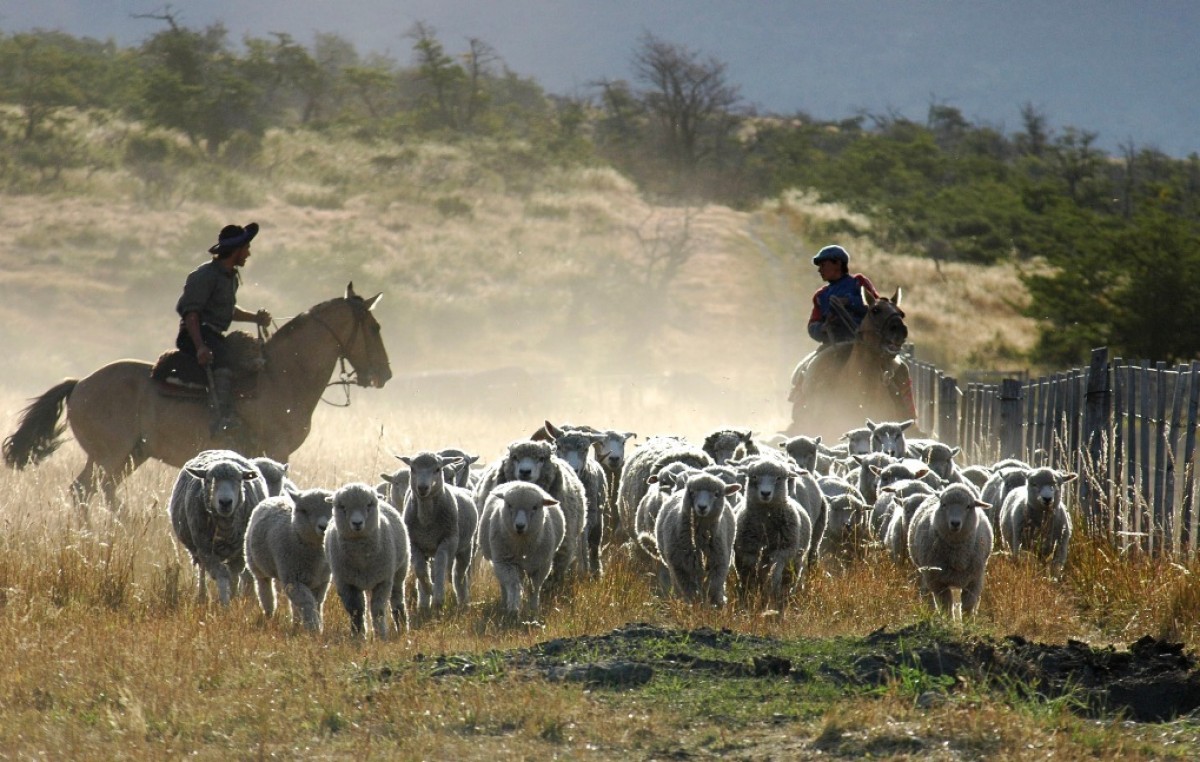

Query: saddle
[150,330,263,399]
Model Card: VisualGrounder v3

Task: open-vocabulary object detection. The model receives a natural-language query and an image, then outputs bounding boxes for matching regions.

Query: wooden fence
[910,347,1200,557]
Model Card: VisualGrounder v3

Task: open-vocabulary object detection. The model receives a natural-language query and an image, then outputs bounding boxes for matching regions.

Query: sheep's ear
[869,464,882,476]
[914,466,930,478]
[950,447,961,457]
[724,483,742,496]
[396,455,413,467]
[865,419,877,431]
[813,436,822,446]
[646,474,659,485]
[622,431,637,442]
[186,467,208,479]
[542,497,560,508]
[283,484,301,500]
[443,456,464,470]
[975,499,992,510]
[545,420,563,438]
[465,454,480,466]
[899,419,915,431]
[380,472,395,484]
[1059,471,1079,484]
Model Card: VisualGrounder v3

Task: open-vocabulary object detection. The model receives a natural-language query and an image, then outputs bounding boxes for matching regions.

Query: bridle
[857,301,907,357]
[308,298,380,405]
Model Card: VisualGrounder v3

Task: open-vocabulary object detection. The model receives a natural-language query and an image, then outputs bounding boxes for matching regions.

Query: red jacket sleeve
[854,274,880,300]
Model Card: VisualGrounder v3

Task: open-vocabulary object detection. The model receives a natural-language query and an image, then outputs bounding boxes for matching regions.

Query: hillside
[0,127,1036,435]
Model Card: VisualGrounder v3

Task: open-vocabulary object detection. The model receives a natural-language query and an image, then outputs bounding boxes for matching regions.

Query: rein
[305,299,375,407]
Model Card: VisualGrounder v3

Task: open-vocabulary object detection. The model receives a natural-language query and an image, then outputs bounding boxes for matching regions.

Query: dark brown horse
[787,287,912,439]
[3,283,392,505]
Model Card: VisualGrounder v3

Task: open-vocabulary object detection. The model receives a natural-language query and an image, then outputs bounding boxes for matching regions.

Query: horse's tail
[3,379,78,469]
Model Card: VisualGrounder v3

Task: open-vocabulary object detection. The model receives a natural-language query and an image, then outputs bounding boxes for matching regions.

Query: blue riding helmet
[812,244,850,267]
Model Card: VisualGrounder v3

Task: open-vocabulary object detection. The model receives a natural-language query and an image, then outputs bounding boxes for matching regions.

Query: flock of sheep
[167,418,1076,637]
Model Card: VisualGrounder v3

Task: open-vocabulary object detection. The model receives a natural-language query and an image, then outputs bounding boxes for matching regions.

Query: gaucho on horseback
[788,243,916,436]
[175,222,272,432]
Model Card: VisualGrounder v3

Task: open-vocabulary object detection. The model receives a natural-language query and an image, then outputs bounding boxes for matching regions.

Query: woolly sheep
[398,450,479,615]
[633,461,694,566]
[540,421,610,577]
[959,465,992,493]
[702,428,758,465]
[324,483,410,639]
[817,475,869,561]
[379,447,479,506]
[474,438,587,582]
[244,487,333,631]
[251,456,295,496]
[867,460,932,536]
[907,484,994,619]
[914,443,964,485]
[846,452,896,507]
[780,434,837,476]
[979,464,1031,528]
[866,418,915,458]
[645,469,741,606]
[168,450,268,606]
[478,481,565,617]
[734,456,812,603]
[880,481,937,561]
[616,436,712,544]
[998,467,1077,574]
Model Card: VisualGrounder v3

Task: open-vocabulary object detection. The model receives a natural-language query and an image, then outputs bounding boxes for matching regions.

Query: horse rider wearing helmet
[808,244,879,346]
[175,222,272,432]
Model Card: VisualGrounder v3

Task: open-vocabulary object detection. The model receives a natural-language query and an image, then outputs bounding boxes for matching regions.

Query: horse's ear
[345,282,357,299]
[891,286,902,305]
[862,287,877,307]
[364,293,383,310]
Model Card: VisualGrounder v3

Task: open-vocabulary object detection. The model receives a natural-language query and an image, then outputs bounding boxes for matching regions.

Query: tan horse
[787,287,913,439]
[3,283,392,506]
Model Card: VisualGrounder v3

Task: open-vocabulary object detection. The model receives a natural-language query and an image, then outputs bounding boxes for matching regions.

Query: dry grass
[2,388,1200,756]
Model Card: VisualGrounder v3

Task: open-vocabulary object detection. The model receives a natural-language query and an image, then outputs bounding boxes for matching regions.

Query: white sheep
[397,450,479,616]
[539,421,610,578]
[846,451,896,507]
[478,481,565,618]
[866,418,915,458]
[907,484,994,620]
[474,438,587,582]
[998,467,1077,574]
[733,456,812,604]
[780,435,837,476]
[616,435,713,542]
[251,456,294,496]
[645,469,741,606]
[244,487,333,631]
[913,442,964,485]
[817,475,869,561]
[324,483,410,639]
[633,460,695,562]
[702,428,758,465]
[168,450,269,606]
[979,463,1032,528]
[880,482,937,561]
[867,460,932,537]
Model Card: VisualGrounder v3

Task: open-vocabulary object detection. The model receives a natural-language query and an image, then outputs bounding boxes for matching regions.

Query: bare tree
[631,32,740,178]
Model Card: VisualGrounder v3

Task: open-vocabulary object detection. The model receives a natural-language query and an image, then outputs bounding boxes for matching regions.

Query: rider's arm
[183,311,212,365]
[807,290,827,342]
[233,306,272,326]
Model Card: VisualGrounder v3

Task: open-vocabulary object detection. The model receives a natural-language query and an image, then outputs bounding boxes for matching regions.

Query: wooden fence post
[999,379,1023,460]
[1080,347,1110,535]
[938,376,958,447]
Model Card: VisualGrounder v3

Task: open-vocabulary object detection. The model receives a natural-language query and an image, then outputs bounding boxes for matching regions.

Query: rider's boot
[211,368,241,433]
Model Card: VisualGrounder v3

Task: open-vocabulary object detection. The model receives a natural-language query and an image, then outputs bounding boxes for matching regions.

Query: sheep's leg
[588,514,603,578]
[312,581,330,632]
[369,581,393,640]
[201,557,233,606]
[337,583,366,636]
[528,564,552,618]
[284,582,320,632]
[960,580,983,617]
[931,585,953,614]
[411,549,432,612]
[492,561,524,615]
[254,575,276,618]
[390,571,408,633]
[453,550,472,607]
[707,562,729,608]
[656,563,673,597]
[432,542,454,609]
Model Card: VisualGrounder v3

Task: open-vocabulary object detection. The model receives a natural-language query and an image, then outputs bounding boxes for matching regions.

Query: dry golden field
[2,130,1197,758]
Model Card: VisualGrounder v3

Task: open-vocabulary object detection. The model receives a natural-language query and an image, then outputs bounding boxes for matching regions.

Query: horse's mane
[269,294,366,343]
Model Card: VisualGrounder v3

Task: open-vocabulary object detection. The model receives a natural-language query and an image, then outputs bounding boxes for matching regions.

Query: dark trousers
[176,324,231,369]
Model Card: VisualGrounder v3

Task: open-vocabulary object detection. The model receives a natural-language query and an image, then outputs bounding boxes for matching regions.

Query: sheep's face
[782,436,820,472]
[292,488,333,542]
[252,457,291,497]
[842,428,872,456]
[1024,468,1077,519]
[866,419,914,459]
[936,485,982,535]
[826,494,865,537]
[875,463,920,491]
[554,432,599,476]
[704,430,751,466]
[187,462,259,520]
[499,483,558,536]
[331,484,380,536]
[596,430,636,473]
[746,461,793,504]
[506,441,554,484]
[684,473,739,519]
[401,452,456,498]
[438,449,479,487]
[650,463,693,494]
[922,444,960,481]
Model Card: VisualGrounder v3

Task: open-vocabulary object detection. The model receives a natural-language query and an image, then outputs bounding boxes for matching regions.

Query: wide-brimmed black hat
[208,222,259,255]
